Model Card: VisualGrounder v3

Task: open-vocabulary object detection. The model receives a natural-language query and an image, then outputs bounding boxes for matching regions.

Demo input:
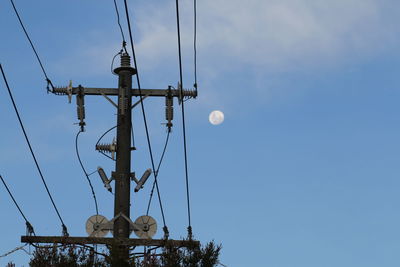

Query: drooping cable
[123,0,168,229]
[113,0,127,52]
[175,0,193,235]
[146,131,170,215]
[9,0,54,92]
[111,50,123,75]
[193,0,198,90]
[95,123,135,162]
[96,125,117,161]
[0,174,35,235]
[75,130,99,215]
[0,64,68,236]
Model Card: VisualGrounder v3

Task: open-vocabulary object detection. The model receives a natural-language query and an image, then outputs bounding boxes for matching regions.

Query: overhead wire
[175,0,193,236]
[0,64,68,236]
[193,0,198,90]
[0,174,35,235]
[0,244,31,258]
[75,130,99,216]
[111,2,138,150]
[113,0,127,52]
[146,131,171,215]
[123,0,168,230]
[9,0,54,92]
[111,50,123,75]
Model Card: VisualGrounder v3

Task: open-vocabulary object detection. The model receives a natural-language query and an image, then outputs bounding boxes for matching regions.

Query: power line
[123,0,168,230]
[9,0,54,92]
[0,244,31,258]
[146,131,171,215]
[193,0,198,90]
[112,0,138,153]
[111,50,123,75]
[175,0,193,235]
[75,130,99,216]
[0,63,68,236]
[113,0,127,49]
[0,174,35,235]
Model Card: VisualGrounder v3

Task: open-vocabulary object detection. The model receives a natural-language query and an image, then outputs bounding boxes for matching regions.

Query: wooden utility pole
[21,52,198,265]
[112,53,135,262]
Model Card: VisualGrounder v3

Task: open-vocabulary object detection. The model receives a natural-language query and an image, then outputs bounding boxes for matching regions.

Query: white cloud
[133,0,398,72]
[54,0,400,77]
[51,0,400,109]
[53,0,400,76]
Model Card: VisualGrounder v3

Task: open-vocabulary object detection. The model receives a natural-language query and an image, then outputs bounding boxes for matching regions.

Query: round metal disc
[85,215,109,237]
[133,215,157,239]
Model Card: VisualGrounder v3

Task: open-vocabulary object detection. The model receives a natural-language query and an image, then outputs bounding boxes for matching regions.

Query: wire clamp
[62,224,69,237]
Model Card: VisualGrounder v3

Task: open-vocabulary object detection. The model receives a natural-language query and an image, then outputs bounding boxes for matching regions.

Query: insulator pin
[76,85,85,131]
[165,87,174,131]
[165,98,173,120]
[96,138,117,160]
[53,86,67,95]
[121,53,131,67]
[182,89,197,98]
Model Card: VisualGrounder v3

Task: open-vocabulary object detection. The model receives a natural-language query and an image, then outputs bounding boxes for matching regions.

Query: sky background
[1,0,400,266]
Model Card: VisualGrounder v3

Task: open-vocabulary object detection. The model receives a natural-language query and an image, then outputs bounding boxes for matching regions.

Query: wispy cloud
[55,0,400,73]
[51,0,400,109]
[135,0,398,71]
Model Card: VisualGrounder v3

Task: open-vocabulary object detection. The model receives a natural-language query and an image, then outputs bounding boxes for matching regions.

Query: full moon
[209,110,224,125]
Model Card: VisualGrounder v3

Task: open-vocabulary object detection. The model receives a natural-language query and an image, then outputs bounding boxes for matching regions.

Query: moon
[209,110,224,125]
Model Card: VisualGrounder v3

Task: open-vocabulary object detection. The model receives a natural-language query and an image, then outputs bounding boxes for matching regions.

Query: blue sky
[1,0,400,266]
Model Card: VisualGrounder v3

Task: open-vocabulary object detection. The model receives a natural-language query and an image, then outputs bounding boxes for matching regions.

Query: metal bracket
[67,80,73,103]
[130,172,138,184]
[100,92,118,108]
[132,94,149,109]
[105,212,143,232]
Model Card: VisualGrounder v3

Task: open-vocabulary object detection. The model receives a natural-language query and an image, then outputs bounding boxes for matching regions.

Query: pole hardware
[40,52,199,264]
[131,94,149,109]
[100,92,118,109]
[130,169,152,192]
[22,235,199,247]
[52,85,197,98]
[97,167,113,193]
[165,86,173,132]
[76,85,86,132]
[84,212,158,239]
[96,137,117,160]
[67,80,73,103]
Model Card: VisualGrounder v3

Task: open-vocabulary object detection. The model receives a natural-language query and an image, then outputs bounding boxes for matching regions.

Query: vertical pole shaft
[112,53,136,265]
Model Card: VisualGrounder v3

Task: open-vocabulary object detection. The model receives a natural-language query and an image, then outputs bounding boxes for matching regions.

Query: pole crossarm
[53,86,197,98]
[21,236,199,248]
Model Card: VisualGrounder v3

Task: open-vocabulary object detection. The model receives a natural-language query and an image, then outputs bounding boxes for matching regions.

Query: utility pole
[21,52,198,265]
[112,52,135,262]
